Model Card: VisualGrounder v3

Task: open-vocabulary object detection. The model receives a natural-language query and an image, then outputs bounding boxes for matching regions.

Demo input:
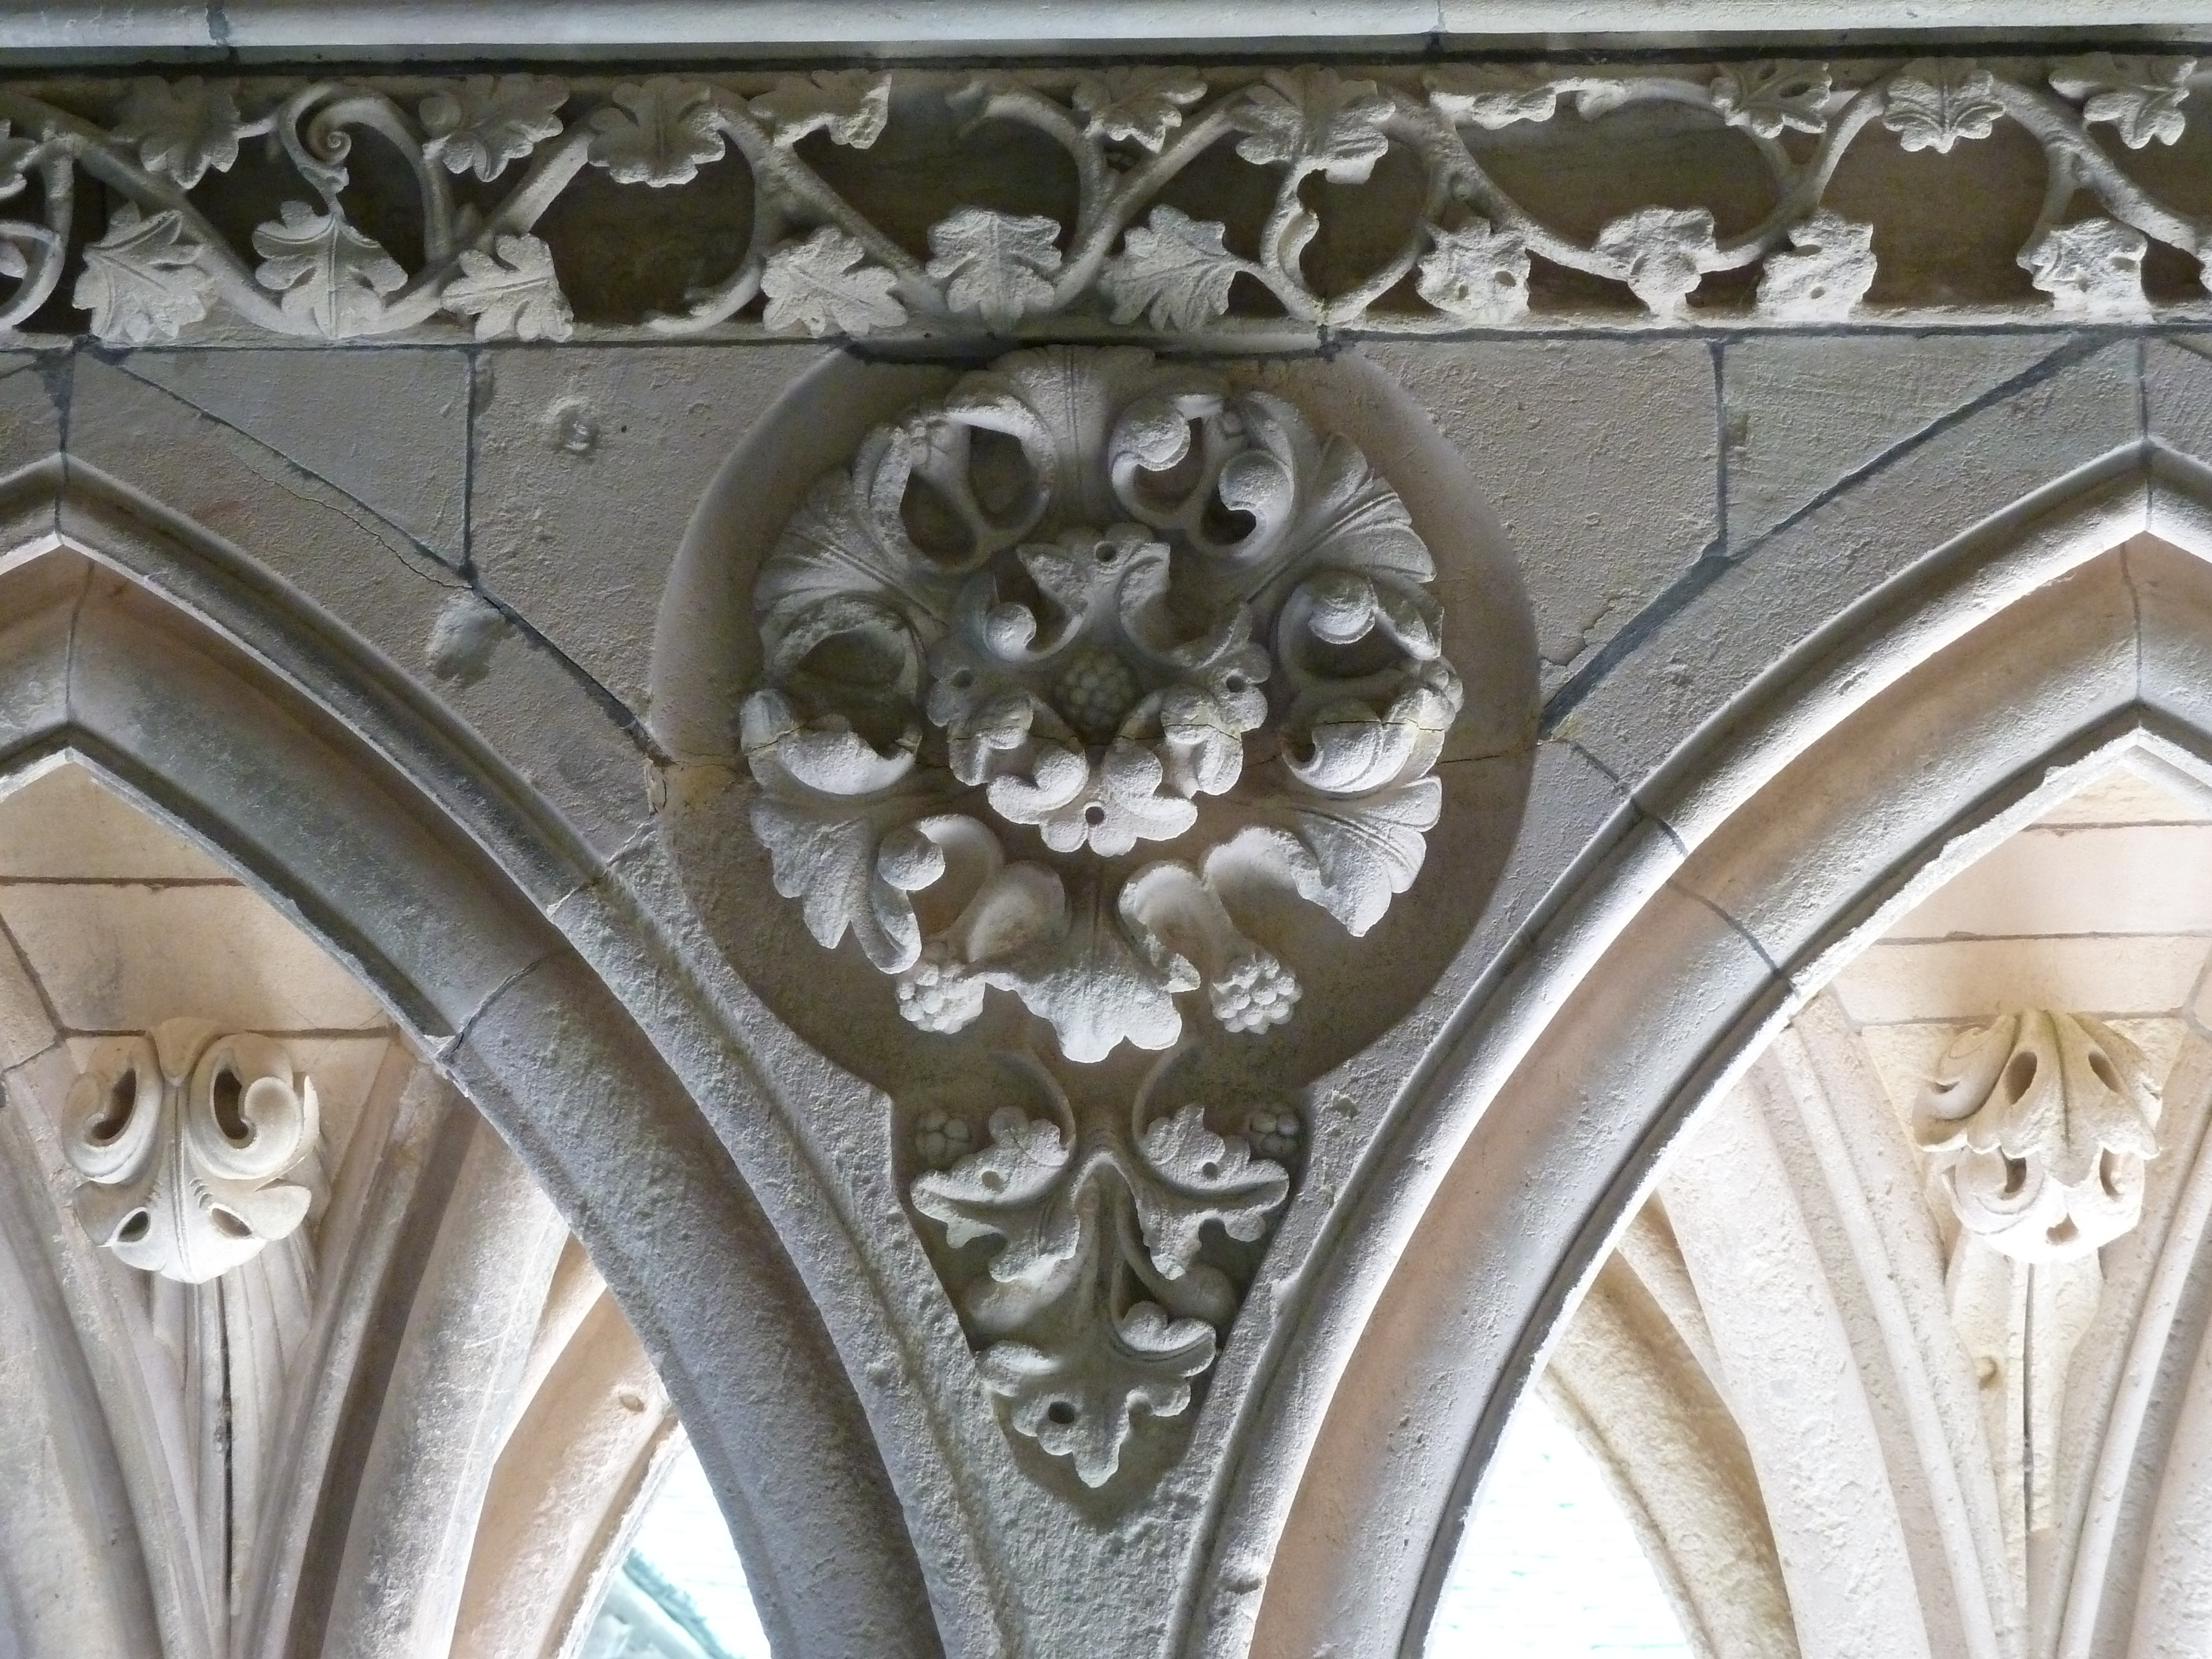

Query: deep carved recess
[0,55,2208,347]
[62,1018,321,1284]
[738,345,1463,1487]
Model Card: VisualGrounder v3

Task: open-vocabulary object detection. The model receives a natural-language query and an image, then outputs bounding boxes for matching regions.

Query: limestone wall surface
[7,41,2212,1659]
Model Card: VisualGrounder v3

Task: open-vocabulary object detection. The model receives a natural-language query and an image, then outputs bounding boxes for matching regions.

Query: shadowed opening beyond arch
[1245,445,2212,1659]
[0,485,939,1659]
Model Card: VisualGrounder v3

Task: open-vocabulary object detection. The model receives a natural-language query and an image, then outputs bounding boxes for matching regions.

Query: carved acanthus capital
[1915,1011,2158,1263]
[62,1019,320,1284]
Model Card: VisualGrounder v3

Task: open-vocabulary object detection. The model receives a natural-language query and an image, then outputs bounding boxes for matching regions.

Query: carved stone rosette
[1915,1010,2158,1263]
[62,1019,320,1284]
[740,345,1459,1484]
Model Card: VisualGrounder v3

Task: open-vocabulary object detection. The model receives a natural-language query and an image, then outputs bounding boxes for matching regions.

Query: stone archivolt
[742,342,1457,1485]
[1,54,2208,350]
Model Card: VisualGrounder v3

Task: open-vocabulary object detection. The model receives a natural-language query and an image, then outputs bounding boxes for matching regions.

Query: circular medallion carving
[740,345,1463,1064]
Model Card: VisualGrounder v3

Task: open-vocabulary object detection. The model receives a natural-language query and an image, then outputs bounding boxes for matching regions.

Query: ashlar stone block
[471,343,831,717]
[1558,340,2142,797]
[65,355,654,867]
[122,347,469,566]
[1721,332,2072,550]
[1360,338,1718,695]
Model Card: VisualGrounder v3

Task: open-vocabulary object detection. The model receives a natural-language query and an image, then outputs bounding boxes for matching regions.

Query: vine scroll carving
[0,56,2206,348]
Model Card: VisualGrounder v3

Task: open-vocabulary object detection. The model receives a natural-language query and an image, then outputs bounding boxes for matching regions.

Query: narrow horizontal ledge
[6,2,2212,64]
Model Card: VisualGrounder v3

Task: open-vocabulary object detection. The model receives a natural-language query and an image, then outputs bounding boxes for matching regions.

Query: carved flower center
[1052,645,1143,745]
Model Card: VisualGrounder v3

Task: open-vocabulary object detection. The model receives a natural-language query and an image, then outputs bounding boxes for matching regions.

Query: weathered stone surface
[472,343,830,715]
[66,356,653,865]
[0,883,386,1030]
[0,355,60,486]
[2145,336,2212,467]
[1722,332,2073,549]
[123,347,469,564]
[0,762,229,880]
[0,923,52,1068]
[1365,338,1717,695]
[13,41,2212,1659]
[1557,341,2142,796]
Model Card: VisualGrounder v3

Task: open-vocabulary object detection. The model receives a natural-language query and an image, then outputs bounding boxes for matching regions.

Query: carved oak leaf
[1593,205,1723,317]
[1236,775,1443,938]
[926,208,1065,331]
[749,70,892,148]
[419,74,568,181]
[114,76,242,190]
[251,201,405,338]
[1128,1105,1290,1278]
[1709,60,1833,138]
[587,77,727,186]
[1425,67,1559,129]
[748,790,928,974]
[1232,67,1395,184]
[74,204,210,346]
[1100,207,1249,331]
[1883,59,2006,154]
[2049,53,2196,148]
[1756,211,1877,321]
[978,1302,1215,1488]
[2021,217,2149,318]
[910,1107,1080,1279]
[1071,67,1208,150]
[441,233,574,341]
[761,226,907,337]
[1416,220,1530,323]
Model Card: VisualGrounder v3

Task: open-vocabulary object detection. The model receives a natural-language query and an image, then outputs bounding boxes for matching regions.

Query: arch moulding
[1240,447,2212,1659]
[0,459,941,1659]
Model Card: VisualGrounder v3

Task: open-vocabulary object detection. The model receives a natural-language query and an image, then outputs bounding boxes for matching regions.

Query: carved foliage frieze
[62,1018,320,1284]
[0,55,2206,348]
[740,345,1455,1484]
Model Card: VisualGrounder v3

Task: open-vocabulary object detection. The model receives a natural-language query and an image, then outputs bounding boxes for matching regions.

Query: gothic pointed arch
[1236,443,2212,1658]
[0,462,939,1659]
